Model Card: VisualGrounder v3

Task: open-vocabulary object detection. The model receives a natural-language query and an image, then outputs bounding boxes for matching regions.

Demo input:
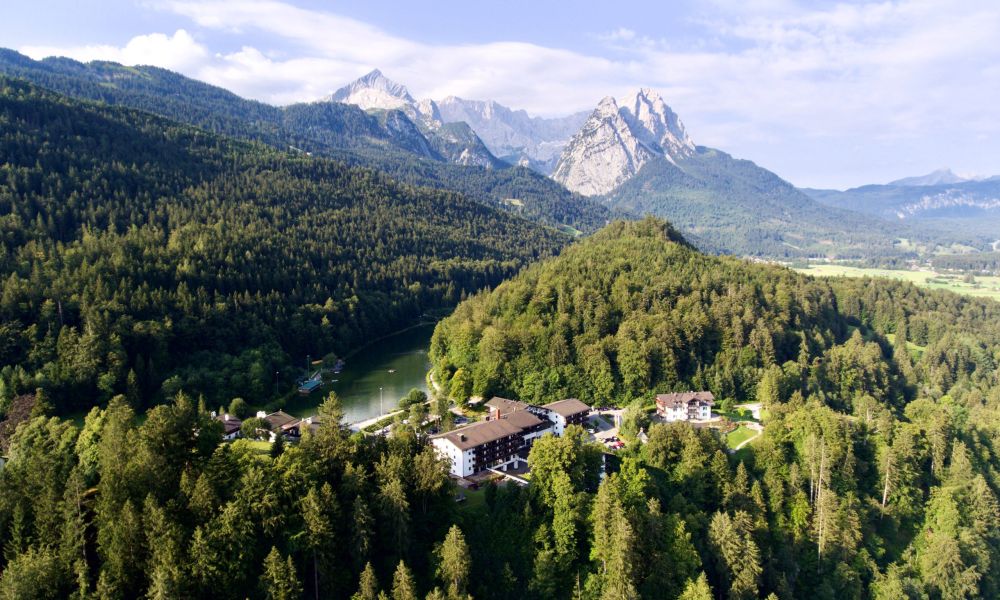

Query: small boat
[387,369,396,374]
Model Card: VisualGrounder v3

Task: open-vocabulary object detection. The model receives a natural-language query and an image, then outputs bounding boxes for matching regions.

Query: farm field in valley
[795,264,1000,300]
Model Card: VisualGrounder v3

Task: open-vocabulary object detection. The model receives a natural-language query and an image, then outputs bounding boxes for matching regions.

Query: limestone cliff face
[553,90,695,196]
[331,69,502,168]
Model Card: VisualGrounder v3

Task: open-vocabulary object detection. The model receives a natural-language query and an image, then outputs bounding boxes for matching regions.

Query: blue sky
[5,0,999,189]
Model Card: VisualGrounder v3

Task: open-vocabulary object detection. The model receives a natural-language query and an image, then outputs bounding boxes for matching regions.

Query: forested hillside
[0,49,613,233]
[430,217,1000,598]
[602,151,984,258]
[0,77,566,415]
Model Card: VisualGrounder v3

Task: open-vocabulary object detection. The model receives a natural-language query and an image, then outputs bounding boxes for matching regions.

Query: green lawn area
[232,439,273,456]
[795,264,1000,301]
[726,426,757,449]
[456,486,487,513]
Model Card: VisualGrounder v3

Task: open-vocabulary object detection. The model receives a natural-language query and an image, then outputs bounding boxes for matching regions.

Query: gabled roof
[542,398,591,417]
[502,410,546,430]
[431,419,523,450]
[216,414,242,434]
[655,392,715,408]
[431,409,549,450]
[264,410,300,430]
[485,396,529,416]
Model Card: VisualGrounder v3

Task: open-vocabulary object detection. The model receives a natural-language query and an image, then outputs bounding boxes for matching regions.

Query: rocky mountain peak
[330,69,414,108]
[620,88,694,157]
[553,89,694,196]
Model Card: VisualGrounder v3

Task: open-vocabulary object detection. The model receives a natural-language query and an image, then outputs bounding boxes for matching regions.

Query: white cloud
[21,29,207,72]
[18,0,1000,187]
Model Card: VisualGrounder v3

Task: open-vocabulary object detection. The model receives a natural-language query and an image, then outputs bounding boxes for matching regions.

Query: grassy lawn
[456,486,487,513]
[717,409,758,423]
[795,264,1000,301]
[726,426,757,449]
[230,439,273,456]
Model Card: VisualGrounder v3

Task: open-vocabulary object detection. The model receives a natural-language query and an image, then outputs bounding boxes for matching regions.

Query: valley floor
[795,264,1000,300]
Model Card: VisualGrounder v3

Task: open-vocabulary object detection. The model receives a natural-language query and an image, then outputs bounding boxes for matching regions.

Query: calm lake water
[283,323,435,424]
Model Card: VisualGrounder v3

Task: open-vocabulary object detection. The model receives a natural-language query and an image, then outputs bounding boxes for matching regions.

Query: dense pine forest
[429,218,1000,598]
[2,214,999,598]
[0,77,566,414]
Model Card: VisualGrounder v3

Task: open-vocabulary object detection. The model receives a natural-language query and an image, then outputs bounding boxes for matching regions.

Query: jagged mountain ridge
[329,69,503,168]
[552,90,695,196]
[436,96,588,174]
[3,49,983,258]
[0,48,613,233]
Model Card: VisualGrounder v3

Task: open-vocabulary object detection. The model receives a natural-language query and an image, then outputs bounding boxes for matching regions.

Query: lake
[282,323,435,424]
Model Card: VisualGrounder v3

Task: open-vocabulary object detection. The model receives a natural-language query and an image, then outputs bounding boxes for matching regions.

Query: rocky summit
[552,89,695,196]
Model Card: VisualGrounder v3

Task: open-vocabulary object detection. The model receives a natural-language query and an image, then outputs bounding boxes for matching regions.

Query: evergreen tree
[436,525,471,599]
[260,547,303,600]
[391,561,419,600]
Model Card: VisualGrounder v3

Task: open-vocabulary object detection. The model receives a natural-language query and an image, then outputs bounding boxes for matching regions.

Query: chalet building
[216,413,243,441]
[255,410,321,441]
[655,391,714,422]
[433,397,591,478]
[532,398,591,435]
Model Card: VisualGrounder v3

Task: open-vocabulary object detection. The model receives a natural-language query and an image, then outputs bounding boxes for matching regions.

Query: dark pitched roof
[431,409,549,450]
[216,414,242,434]
[655,392,715,408]
[485,396,529,416]
[502,410,546,430]
[264,410,300,430]
[541,398,591,418]
[431,419,524,450]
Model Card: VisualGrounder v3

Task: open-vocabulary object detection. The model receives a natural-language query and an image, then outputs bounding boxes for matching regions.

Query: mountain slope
[0,76,567,413]
[889,168,969,187]
[330,69,505,169]
[437,96,588,173]
[805,178,1000,223]
[552,89,961,257]
[605,147,914,257]
[0,49,611,233]
[553,90,695,196]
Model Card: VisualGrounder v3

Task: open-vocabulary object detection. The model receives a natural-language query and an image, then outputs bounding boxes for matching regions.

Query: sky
[4,0,999,189]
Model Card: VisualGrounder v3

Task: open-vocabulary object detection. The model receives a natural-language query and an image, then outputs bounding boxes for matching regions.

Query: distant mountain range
[804,168,1000,223]
[0,49,612,234]
[329,69,504,169]
[329,69,587,174]
[330,73,939,256]
[1,48,992,258]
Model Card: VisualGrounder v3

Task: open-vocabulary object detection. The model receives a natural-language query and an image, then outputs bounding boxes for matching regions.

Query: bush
[228,397,251,419]
[399,388,427,409]
[240,417,269,440]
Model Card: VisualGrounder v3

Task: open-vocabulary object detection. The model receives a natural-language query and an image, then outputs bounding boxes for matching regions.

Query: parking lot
[588,408,625,449]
